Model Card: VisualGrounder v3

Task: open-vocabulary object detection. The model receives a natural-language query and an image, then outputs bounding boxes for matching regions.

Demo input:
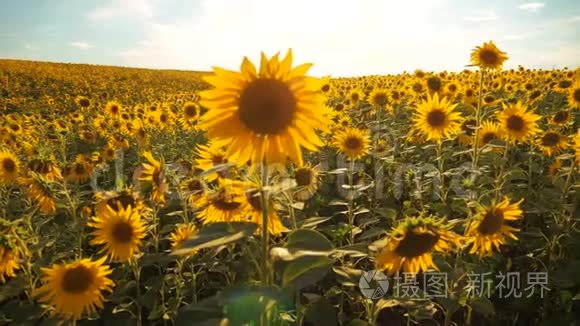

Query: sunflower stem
[471,69,486,192]
[348,158,356,245]
[260,161,270,285]
[494,140,511,202]
[132,262,143,326]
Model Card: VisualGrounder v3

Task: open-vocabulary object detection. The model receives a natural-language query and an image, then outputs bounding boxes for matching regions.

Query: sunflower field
[0,43,579,326]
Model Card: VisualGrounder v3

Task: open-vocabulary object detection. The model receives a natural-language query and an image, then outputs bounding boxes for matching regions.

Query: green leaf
[286,229,334,251]
[172,222,258,254]
[283,256,332,288]
[300,216,331,229]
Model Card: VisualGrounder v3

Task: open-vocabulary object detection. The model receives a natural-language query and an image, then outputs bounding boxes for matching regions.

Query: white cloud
[463,10,499,22]
[24,43,39,51]
[68,42,95,50]
[519,2,545,12]
[112,0,579,76]
[87,0,157,21]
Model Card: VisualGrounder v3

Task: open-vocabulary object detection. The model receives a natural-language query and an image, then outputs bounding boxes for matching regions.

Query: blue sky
[0,0,579,76]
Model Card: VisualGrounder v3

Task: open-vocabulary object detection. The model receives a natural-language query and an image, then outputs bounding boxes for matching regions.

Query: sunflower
[199,49,329,166]
[548,159,561,179]
[293,164,320,201]
[369,88,389,107]
[332,127,371,160]
[94,187,144,217]
[477,121,504,150]
[194,142,238,181]
[179,101,200,126]
[457,118,476,146]
[65,155,94,184]
[194,179,248,224]
[139,151,168,205]
[0,239,20,283]
[470,41,509,70]
[465,197,524,257]
[568,80,580,109]
[36,257,114,321]
[375,216,460,275]
[551,109,570,126]
[0,150,20,184]
[496,101,541,142]
[181,176,206,206]
[170,223,198,256]
[20,176,56,215]
[242,182,288,236]
[104,101,122,117]
[411,93,462,142]
[88,205,147,262]
[536,130,570,156]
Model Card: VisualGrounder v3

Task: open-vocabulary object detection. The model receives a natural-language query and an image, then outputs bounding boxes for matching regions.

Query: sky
[0,0,579,77]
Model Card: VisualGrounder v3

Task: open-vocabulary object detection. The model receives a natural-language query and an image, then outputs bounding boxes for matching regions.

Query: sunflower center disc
[238,79,296,134]
[479,49,498,65]
[61,265,94,294]
[426,110,446,127]
[374,94,388,106]
[79,99,90,107]
[2,158,16,173]
[74,164,86,175]
[394,230,440,258]
[188,179,203,192]
[574,89,580,101]
[541,133,560,146]
[506,115,524,132]
[478,209,504,235]
[184,105,197,117]
[427,77,442,92]
[107,193,136,211]
[212,192,242,211]
[553,111,568,123]
[482,132,496,144]
[112,222,134,244]
[294,168,313,186]
[345,136,363,150]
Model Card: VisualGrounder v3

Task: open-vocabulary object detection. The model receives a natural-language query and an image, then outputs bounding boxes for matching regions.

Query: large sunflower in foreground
[496,101,541,142]
[470,41,508,70]
[36,257,114,321]
[411,93,463,142]
[568,80,580,109]
[332,127,371,160]
[465,197,524,257]
[88,205,147,262]
[199,49,329,166]
[375,216,460,275]
[536,130,570,156]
